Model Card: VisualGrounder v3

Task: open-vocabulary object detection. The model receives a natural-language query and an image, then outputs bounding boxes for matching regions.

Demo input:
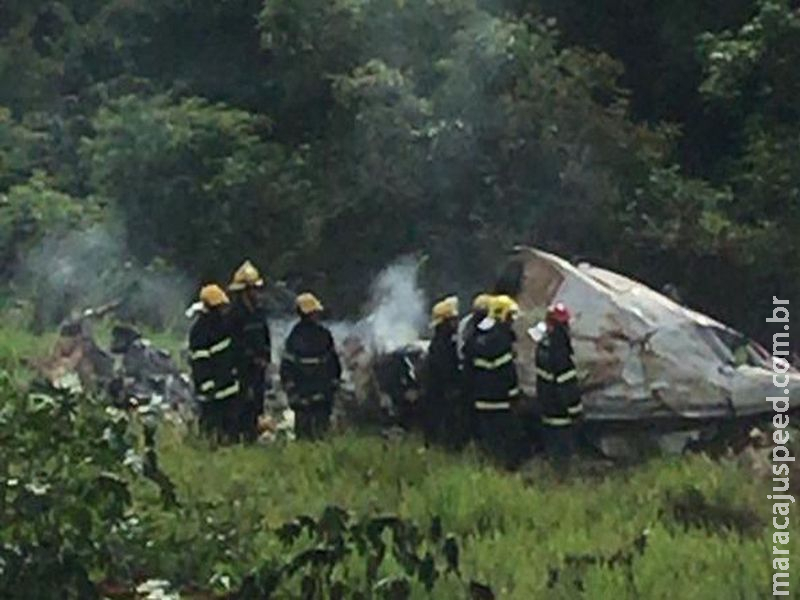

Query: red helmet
[546,302,571,324]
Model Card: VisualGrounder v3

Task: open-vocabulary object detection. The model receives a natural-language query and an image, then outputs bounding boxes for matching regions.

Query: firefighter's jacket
[189,309,240,403]
[280,318,341,403]
[230,293,271,370]
[535,325,582,426]
[456,310,487,362]
[424,322,461,402]
[463,319,519,411]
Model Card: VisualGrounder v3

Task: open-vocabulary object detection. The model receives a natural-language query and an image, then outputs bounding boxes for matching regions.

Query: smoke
[337,255,428,353]
[271,256,429,360]
[15,225,192,329]
[17,221,428,353]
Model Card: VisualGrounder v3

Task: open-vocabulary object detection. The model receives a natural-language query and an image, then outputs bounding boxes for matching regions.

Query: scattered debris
[38,307,195,423]
[108,324,194,415]
[38,309,116,392]
[257,408,296,443]
[34,248,798,460]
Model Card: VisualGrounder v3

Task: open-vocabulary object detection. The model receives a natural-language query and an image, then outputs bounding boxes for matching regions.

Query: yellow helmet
[229,260,264,291]
[472,293,492,312]
[296,292,324,315]
[489,294,519,322]
[430,296,459,327]
[200,284,230,308]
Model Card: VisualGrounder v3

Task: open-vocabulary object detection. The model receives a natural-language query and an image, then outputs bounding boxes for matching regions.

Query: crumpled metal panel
[509,247,800,421]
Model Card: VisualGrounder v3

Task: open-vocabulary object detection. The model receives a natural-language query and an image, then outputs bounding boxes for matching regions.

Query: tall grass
[123,428,795,598]
[0,317,789,597]
[0,319,55,384]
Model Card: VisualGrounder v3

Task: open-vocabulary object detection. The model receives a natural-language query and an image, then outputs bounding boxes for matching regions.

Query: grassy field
[0,318,56,384]
[0,315,792,598]
[118,426,795,598]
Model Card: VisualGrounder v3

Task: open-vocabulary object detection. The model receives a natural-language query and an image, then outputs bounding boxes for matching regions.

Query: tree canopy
[0,0,797,345]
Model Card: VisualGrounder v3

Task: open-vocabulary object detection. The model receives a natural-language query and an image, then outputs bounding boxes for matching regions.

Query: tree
[83,94,312,281]
[693,0,800,338]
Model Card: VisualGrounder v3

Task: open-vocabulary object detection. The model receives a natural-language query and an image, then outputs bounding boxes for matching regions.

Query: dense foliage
[0,366,483,598]
[0,0,797,344]
[0,376,136,597]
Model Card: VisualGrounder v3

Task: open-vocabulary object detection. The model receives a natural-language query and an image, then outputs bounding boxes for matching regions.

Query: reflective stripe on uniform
[473,352,513,370]
[542,416,573,427]
[299,356,324,365]
[404,357,417,382]
[283,352,324,365]
[191,337,232,360]
[508,387,520,398]
[556,369,577,383]
[475,401,511,411]
[200,380,215,392]
[214,380,240,400]
[209,337,232,354]
[535,367,554,381]
[568,403,584,416]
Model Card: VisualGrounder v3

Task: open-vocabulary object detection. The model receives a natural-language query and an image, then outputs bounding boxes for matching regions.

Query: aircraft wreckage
[337,246,799,456]
[491,246,800,455]
[39,248,799,456]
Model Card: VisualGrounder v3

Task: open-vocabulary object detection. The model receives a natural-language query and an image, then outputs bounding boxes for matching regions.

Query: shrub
[0,375,136,598]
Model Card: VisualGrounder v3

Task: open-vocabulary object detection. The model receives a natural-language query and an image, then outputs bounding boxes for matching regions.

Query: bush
[0,375,136,598]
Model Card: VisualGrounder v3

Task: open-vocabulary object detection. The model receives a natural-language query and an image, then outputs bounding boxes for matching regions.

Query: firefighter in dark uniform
[422,296,464,448]
[229,260,271,442]
[535,302,583,461]
[189,285,240,443]
[280,293,342,439]
[464,294,525,468]
[456,293,492,363]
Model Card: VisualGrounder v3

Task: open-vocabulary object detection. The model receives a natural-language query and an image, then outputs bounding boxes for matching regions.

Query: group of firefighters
[188,260,340,442]
[187,259,583,467]
[423,293,583,468]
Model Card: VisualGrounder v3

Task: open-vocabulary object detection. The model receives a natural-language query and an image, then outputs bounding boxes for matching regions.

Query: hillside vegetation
[0,0,798,346]
[1,2,798,596]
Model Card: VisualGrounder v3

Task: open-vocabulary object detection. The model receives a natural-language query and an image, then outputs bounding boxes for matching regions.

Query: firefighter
[463,294,525,468]
[280,293,342,439]
[422,296,464,448]
[229,260,271,442]
[457,293,492,362]
[188,285,240,443]
[535,302,583,461]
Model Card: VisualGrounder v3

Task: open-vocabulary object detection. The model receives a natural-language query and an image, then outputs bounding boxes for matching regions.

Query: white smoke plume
[16,225,192,329]
[16,224,428,356]
[272,256,429,360]
[337,255,428,353]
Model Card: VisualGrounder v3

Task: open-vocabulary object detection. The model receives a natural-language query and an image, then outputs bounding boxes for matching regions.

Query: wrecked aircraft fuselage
[495,247,800,456]
[350,247,800,456]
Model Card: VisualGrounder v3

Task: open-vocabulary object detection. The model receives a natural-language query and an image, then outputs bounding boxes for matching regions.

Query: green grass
[0,318,791,597]
[0,320,56,384]
[123,427,797,598]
